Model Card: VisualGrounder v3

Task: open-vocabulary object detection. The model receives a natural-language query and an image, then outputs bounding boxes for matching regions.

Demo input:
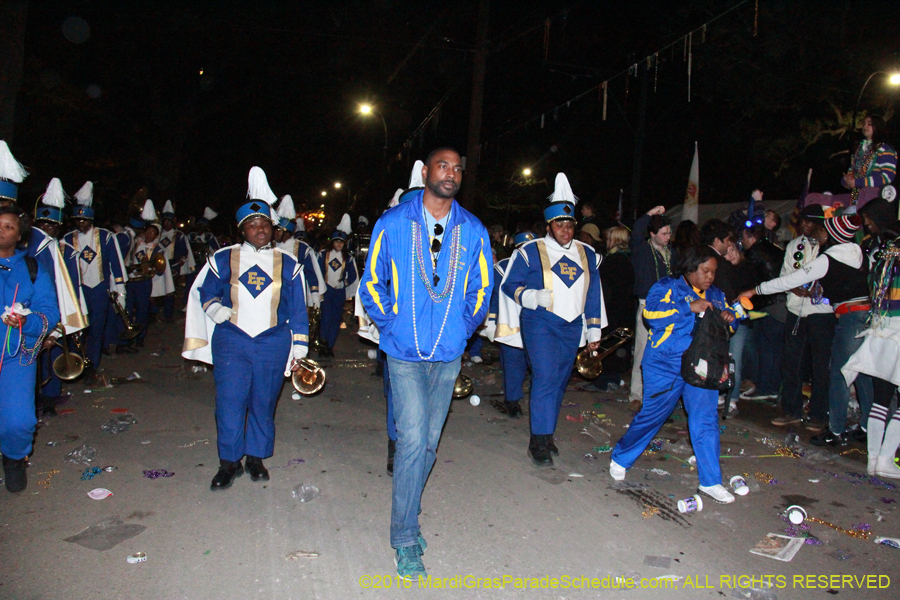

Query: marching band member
[497,174,606,467]
[159,200,195,322]
[610,245,737,504]
[184,207,220,306]
[275,195,323,309]
[183,167,308,491]
[61,182,128,377]
[0,205,60,492]
[486,231,535,418]
[32,178,88,413]
[318,214,358,357]
[122,200,173,350]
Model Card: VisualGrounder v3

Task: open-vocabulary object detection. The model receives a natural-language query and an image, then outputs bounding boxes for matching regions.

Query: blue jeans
[829,310,873,434]
[750,315,784,395]
[387,355,461,548]
[728,322,750,402]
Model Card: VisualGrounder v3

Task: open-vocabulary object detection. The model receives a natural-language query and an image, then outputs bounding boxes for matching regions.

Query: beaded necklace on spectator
[651,243,672,281]
[410,221,461,360]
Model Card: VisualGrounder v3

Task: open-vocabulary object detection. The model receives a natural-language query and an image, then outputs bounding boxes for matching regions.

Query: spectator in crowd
[723,239,757,414]
[594,225,635,391]
[672,219,700,257]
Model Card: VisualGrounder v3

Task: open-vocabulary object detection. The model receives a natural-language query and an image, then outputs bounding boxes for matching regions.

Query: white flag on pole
[682,141,699,224]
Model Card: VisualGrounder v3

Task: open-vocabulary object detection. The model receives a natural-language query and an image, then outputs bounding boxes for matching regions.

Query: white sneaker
[609,460,626,481]
[698,484,735,504]
[717,395,726,407]
[868,456,878,476]
[875,456,900,479]
[471,356,483,363]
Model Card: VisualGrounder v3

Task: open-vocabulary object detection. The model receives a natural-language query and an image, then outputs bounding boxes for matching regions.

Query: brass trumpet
[291,358,326,395]
[452,373,474,399]
[44,325,85,381]
[108,291,144,341]
[308,305,325,354]
[575,327,634,379]
[127,253,166,282]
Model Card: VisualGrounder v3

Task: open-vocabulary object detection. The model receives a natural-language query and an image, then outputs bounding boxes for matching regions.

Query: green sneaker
[395,545,426,581]
[417,532,427,554]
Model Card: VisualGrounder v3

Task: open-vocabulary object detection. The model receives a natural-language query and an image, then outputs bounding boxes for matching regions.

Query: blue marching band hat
[276,195,296,232]
[161,200,176,221]
[330,213,351,240]
[35,177,66,223]
[141,199,162,232]
[237,166,278,226]
[196,206,217,226]
[72,182,95,219]
[513,231,536,246]
[0,141,28,203]
[543,173,578,223]
[129,215,147,229]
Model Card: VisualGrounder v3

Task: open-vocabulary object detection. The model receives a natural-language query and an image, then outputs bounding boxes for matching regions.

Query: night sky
[6,0,900,231]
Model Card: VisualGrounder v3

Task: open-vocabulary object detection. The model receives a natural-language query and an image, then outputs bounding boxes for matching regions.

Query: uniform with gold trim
[497,174,606,466]
[159,200,196,321]
[62,182,128,372]
[274,197,323,309]
[610,274,730,488]
[182,167,308,486]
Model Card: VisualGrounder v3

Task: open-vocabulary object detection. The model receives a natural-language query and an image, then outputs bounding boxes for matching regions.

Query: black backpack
[681,307,733,391]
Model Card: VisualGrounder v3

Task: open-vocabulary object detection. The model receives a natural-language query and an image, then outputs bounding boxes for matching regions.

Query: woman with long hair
[842,115,897,207]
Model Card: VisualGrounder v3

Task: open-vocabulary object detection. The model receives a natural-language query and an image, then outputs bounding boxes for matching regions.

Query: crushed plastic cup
[367,349,377,359]
[292,483,320,503]
[64,444,98,465]
[786,505,807,525]
[730,475,750,496]
[469,395,481,406]
[126,552,147,564]
[87,488,113,500]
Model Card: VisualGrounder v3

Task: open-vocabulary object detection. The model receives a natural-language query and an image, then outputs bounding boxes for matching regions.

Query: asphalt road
[1,313,898,600]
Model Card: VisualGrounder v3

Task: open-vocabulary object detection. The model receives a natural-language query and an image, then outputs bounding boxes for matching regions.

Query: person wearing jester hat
[32,178,88,414]
[61,182,128,377]
[741,214,873,447]
[497,173,607,467]
[275,195,324,309]
[359,148,492,579]
[121,200,174,351]
[158,200,195,322]
[318,213,358,357]
[182,166,309,491]
[184,207,220,308]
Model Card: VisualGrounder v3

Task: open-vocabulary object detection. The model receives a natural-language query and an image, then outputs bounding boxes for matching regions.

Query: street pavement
[1,312,898,600]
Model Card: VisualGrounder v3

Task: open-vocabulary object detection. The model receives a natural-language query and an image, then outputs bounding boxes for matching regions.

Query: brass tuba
[575,327,634,379]
[108,291,144,341]
[291,358,326,395]
[127,253,166,282]
[48,325,85,381]
[452,373,474,399]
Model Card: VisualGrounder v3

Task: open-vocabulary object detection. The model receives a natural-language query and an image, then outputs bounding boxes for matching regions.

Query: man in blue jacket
[359,148,493,581]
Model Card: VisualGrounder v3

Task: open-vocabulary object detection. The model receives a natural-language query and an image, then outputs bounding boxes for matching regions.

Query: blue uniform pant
[499,343,528,403]
[320,286,344,349]
[211,322,290,462]
[466,334,483,358]
[103,300,122,349]
[40,343,63,400]
[82,285,110,369]
[522,311,581,435]
[612,349,722,487]
[382,350,396,441]
[163,293,176,319]
[183,273,197,307]
[0,357,38,459]
[125,279,152,343]
[387,355,461,548]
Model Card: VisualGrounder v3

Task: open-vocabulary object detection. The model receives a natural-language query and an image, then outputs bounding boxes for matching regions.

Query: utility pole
[461,0,489,211]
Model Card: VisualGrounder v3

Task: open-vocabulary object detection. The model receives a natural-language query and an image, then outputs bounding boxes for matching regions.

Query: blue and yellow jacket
[359,190,493,362]
[0,249,60,350]
[643,275,729,356]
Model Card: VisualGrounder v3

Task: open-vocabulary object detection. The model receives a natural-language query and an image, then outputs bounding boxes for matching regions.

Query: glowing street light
[358,103,389,159]
[321,190,327,196]
[334,182,342,189]
[852,71,900,133]
[522,168,532,177]
[359,103,373,115]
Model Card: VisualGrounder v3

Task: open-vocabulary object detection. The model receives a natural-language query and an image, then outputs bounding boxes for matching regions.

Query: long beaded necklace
[410,221,461,360]
[651,244,671,281]
[849,141,879,206]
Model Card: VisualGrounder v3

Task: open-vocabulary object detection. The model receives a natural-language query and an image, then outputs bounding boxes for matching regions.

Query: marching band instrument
[575,327,634,379]
[108,291,144,341]
[308,306,325,354]
[452,373,474,399]
[290,358,326,395]
[50,325,85,381]
[127,252,166,282]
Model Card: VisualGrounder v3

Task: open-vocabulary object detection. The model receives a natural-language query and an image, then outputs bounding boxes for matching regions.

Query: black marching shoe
[504,401,523,418]
[528,434,553,467]
[2,456,28,493]
[245,456,270,481]
[210,459,244,491]
[387,439,396,476]
[547,438,559,456]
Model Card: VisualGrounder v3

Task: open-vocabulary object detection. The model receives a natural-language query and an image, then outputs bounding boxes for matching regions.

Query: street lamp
[851,70,900,133]
[358,103,389,160]
[321,190,327,197]
[522,168,532,177]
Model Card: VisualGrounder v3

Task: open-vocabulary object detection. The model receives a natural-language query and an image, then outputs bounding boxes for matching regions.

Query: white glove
[207,303,235,324]
[521,289,553,309]
[309,292,321,309]
[116,294,126,311]
[292,345,308,361]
